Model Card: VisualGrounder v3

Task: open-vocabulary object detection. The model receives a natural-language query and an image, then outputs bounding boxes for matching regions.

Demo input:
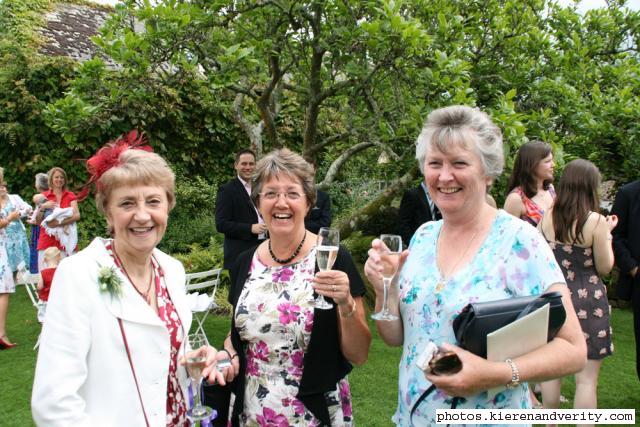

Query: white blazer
[32,238,193,427]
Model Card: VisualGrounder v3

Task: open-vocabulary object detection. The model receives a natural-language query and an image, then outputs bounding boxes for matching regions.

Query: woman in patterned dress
[218,148,371,426]
[0,167,20,349]
[32,131,225,426]
[364,106,586,426]
[538,159,617,420]
[0,176,32,276]
[504,140,556,226]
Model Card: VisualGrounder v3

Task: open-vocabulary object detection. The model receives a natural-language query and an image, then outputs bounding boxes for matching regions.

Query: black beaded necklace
[268,231,307,264]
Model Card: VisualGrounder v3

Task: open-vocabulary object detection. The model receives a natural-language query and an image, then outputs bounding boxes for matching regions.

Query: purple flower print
[256,407,289,427]
[248,340,270,362]
[272,267,294,283]
[339,381,353,418]
[304,310,314,332]
[278,302,301,325]
[246,359,260,377]
[288,350,304,377]
[292,398,305,416]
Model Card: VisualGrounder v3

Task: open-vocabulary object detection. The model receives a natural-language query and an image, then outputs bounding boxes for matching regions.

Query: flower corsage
[97,264,123,298]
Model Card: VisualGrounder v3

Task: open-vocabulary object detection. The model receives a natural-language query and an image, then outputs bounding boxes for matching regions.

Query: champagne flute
[314,227,339,310]
[371,234,402,321]
[184,333,214,422]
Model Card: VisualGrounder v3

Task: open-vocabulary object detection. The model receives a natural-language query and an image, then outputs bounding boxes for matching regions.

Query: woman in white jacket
[32,131,225,426]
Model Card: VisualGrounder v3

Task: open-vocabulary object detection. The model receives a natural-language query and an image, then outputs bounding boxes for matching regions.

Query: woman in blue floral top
[364,106,586,426]
[218,148,371,427]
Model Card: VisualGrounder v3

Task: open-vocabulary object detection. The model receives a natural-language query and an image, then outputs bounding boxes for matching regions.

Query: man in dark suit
[611,179,640,380]
[215,150,268,269]
[305,189,331,233]
[398,181,441,246]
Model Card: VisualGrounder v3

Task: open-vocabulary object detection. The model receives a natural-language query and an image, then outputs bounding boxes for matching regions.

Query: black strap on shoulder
[410,384,460,427]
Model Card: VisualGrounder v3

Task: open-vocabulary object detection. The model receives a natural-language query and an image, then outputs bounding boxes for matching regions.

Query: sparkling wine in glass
[184,333,213,422]
[371,234,402,321]
[314,227,339,310]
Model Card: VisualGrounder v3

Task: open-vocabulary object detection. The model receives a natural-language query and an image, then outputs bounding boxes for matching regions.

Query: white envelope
[486,303,550,398]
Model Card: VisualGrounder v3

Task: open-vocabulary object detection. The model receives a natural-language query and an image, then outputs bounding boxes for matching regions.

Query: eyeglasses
[260,191,303,201]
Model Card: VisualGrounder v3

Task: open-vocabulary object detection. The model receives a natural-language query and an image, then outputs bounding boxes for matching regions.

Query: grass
[1,287,638,425]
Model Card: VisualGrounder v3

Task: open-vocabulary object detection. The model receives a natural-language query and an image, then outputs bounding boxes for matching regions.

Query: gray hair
[251,148,316,209]
[415,105,504,180]
[35,173,49,192]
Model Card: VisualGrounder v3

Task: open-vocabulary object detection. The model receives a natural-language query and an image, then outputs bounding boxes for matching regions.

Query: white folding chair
[16,271,43,349]
[185,268,222,336]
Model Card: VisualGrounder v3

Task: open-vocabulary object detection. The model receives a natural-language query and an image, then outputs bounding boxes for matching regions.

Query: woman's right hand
[364,238,409,297]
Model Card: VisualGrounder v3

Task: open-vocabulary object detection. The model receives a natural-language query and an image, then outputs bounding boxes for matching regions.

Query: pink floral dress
[106,241,188,426]
[234,248,353,426]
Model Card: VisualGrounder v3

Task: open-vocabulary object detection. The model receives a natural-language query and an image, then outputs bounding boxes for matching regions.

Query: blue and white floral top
[393,210,565,426]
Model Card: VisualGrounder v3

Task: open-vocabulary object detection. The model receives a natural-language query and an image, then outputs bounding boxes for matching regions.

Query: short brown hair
[95,149,176,214]
[251,148,316,209]
[47,167,68,191]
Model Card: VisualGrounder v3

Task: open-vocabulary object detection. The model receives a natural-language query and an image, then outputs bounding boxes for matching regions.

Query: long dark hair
[552,159,600,244]
[507,141,553,198]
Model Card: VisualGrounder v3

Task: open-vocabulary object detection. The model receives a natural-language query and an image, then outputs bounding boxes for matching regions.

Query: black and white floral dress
[234,248,353,426]
[547,241,613,360]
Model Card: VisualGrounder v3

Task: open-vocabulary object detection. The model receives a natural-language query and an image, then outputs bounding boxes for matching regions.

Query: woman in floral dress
[538,159,617,418]
[0,168,20,349]
[0,178,32,275]
[219,148,371,426]
[364,106,586,426]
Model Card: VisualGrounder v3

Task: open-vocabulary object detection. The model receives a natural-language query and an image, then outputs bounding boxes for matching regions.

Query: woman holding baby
[35,167,80,269]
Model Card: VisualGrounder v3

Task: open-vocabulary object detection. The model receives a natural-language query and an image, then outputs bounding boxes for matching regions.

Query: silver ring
[332,285,337,292]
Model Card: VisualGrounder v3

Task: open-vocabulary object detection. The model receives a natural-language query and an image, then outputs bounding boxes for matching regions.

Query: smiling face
[257,174,309,238]
[534,152,554,183]
[51,170,66,191]
[235,153,256,182]
[423,141,491,217]
[105,184,169,259]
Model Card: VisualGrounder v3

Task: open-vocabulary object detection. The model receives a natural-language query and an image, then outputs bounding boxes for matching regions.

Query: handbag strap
[515,292,558,321]
[118,318,151,427]
[410,384,460,427]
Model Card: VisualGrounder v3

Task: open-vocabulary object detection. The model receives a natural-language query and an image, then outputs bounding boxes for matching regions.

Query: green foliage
[160,174,221,254]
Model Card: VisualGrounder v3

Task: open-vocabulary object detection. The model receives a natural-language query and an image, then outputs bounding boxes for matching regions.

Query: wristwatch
[505,358,521,389]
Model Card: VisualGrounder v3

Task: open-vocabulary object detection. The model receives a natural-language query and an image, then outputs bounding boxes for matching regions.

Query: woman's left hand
[424,343,501,398]
[313,270,351,306]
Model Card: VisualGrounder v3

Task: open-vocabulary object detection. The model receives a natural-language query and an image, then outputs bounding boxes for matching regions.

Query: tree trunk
[336,168,420,240]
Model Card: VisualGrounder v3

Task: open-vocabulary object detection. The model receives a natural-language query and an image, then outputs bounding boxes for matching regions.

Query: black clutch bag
[452,291,567,358]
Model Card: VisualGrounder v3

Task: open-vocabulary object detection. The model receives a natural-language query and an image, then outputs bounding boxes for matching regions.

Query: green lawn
[1,287,638,425]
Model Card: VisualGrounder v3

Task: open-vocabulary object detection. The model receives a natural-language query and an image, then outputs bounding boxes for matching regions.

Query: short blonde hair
[251,148,316,209]
[43,247,61,264]
[415,105,504,180]
[95,149,176,214]
[48,167,68,190]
